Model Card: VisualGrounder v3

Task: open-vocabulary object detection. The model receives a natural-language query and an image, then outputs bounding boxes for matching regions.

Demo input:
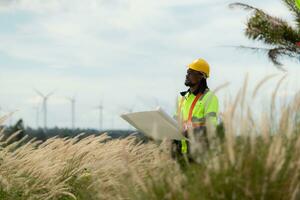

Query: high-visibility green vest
[296,0,300,10]
[175,89,219,154]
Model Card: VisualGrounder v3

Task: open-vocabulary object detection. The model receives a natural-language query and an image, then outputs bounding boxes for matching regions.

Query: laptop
[121,107,184,140]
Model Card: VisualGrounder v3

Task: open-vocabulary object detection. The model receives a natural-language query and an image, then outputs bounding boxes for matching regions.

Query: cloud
[0,0,299,128]
[0,0,243,70]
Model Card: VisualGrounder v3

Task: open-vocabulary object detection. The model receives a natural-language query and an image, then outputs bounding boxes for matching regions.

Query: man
[172,58,219,161]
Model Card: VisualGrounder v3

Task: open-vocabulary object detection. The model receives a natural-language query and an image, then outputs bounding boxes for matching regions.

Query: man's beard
[185,79,197,87]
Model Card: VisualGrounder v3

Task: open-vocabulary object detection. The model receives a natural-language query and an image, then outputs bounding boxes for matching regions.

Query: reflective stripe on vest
[181,139,188,154]
[178,92,204,131]
[178,92,204,154]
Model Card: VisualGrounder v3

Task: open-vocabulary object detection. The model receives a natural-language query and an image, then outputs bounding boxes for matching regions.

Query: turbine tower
[111,116,114,130]
[66,96,76,130]
[95,100,103,131]
[34,89,54,131]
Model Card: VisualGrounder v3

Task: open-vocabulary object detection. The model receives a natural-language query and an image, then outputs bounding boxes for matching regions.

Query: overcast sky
[0,0,299,130]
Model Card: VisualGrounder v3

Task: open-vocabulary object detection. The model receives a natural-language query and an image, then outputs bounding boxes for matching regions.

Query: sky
[0,0,299,130]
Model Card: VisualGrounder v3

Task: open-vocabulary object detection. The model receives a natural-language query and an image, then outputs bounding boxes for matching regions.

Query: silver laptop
[121,107,184,140]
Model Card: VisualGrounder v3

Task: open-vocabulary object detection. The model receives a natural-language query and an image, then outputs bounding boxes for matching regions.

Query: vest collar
[180,88,209,97]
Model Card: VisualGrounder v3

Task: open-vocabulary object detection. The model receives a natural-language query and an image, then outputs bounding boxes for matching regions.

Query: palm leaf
[282,0,300,27]
[236,46,288,70]
[230,2,300,67]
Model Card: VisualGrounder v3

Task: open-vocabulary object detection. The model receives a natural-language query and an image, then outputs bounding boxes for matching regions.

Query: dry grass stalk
[0,75,299,199]
[252,74,279,99]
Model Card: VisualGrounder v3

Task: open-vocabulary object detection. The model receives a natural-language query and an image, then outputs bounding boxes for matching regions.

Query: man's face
[185,68,203,87]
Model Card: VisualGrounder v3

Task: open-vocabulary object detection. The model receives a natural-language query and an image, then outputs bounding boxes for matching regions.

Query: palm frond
[231,2,300,46]
[246,12,299,46]
[230,2,300,67]
[282,0,300,27]
[235,45,299,70]
[231,1,300,28]
[268,47,287,66]
[229,2,260,11]
[238,45,287,70]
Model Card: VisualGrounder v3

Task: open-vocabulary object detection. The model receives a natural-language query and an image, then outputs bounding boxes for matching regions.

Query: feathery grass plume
[212,82,230,94]
[271,74,288,123]
[240,74,248,112]
[252,73,279,99]
[0,115,9,126]
[0,126,182,200]
[0,75,300,199]
[133,75,300,200]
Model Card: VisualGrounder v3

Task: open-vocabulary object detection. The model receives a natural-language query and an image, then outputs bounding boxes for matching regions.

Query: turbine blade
[34,88,44,97]
[46,89,56,98]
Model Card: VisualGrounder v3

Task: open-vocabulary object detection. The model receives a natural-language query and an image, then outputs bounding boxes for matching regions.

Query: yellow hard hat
[188,58,210,78]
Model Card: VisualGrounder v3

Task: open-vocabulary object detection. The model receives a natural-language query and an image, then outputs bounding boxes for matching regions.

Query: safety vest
[175,89,219,153]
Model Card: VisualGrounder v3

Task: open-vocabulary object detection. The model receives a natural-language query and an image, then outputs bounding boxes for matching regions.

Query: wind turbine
[34,89,55,131]
[66,96,76,130]
[109,115,113,130]
[94,100,103,131]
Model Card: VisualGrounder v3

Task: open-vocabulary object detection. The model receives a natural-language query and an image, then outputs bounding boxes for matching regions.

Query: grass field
[0,76,299,200]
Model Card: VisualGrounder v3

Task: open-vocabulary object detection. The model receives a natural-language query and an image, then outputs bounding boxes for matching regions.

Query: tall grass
[0,132,182,200]
[0,75,299,200]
